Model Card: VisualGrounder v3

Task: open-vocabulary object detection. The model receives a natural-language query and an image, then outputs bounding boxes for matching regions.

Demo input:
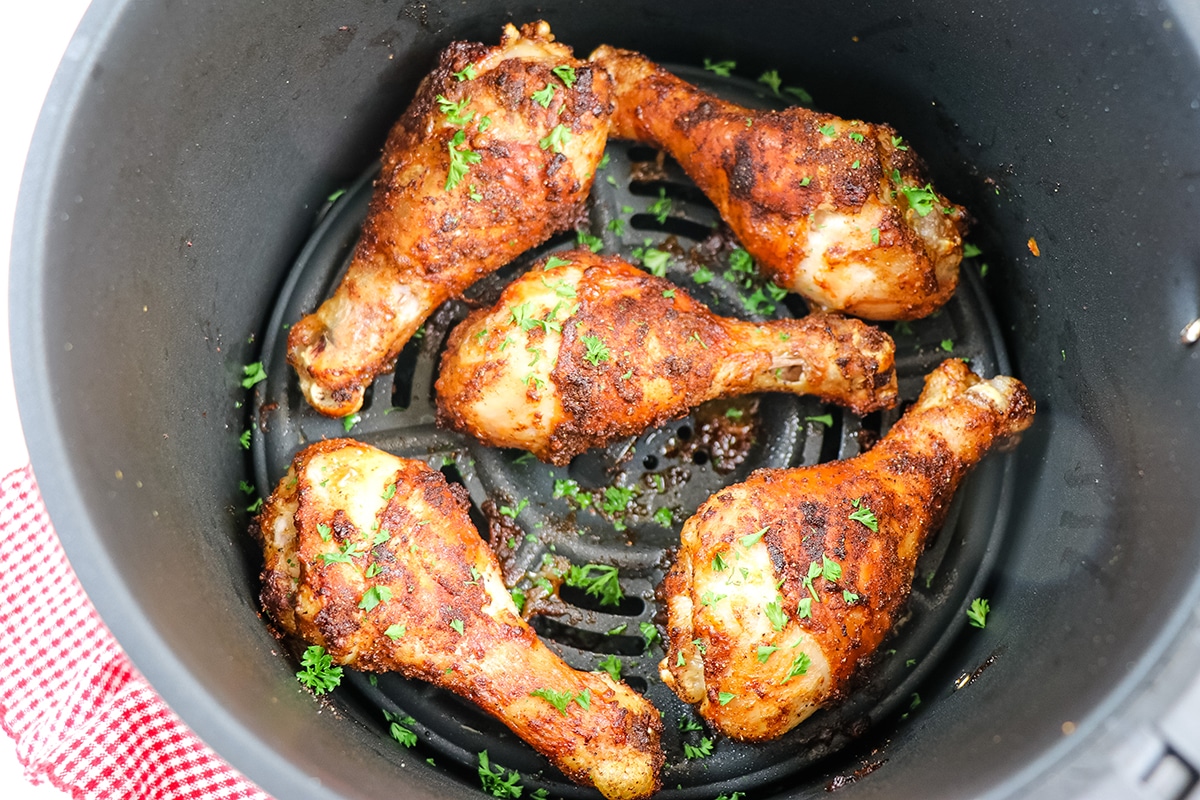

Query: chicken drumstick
[435,250,898,465]
[589,46,965,321]
[257,440,663,800]
[658,359,1034,740]
[289,22,611,417]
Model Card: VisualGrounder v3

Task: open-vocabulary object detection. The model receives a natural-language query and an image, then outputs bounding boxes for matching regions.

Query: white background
[1,0,92,797]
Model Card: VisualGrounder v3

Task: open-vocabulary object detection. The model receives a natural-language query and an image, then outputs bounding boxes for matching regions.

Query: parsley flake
[765,597,788,631]
[531,83,557,108]
[436,94,475,126]
[552,64,577,87]
[453,63,477,82]
[899,183,938,217]
[597,654,622,682]
[782,652,811,681]
[818,123,838,137]
[539,123,572,154]
[445,130,482,191]
[564,563,624,606]
[756,645,779,663]
[241,362,267,389]
[849,497,879,531]
[581,334,611,366]
[358,585,393,612]
[718,691,736,706]
[385,623,406,640]
[703,58,736,76]
[757,69,782,95]
[530,687,574,715]
[543,255,572,270]
[450,618,465,635]
[967,597,990,628]
[477,751,523,799]
[684,737,715,760]
[296,645,342,694]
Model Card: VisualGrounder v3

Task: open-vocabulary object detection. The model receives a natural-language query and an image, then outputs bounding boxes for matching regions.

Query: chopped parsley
[543,255,572,270]
[843,589,860,603]
[435,94,475,126]
[693,266,715,284]
[445,130,482,191]
[806,413,834,427]
[647,188,672,224]
[453,63,477,82]
[450,619,465,635]
[241,362,267,389]
[679,717,704,732]
[539,123,572,154]
[740,526,769,548]
[477,751,523,799]
[940,339,955,352]
[640,248,671,276]
[317,540,367,564]
[821,555,843,583]
[499,498,528,518]
[967,597,990,629]
[683,737,715,760]
[576,229,603,252]
[564,563,624,606]
[899,183,938,217]
[871,227,880,245]
[765,597,788,631]
[890,134,908,150]
[849,497,879,531]
[581,334,611,366]
[606,218,627,236]
[782,652,811,681]
[315,523,332,542]
[601,485,636,515]
[756,645,778,663]
[530,687,575,715]
[818,123,838,137]
[963,242,983,258]
[785,86,813,103]
[718,691,736,706]
[531,83,557,108]
[358,585,393,612]
[640,622,660,648]
[702,58,736,76]
[711,552,728,571]
[296,645,342,694]
[653,506,674,527]
[383,710,418,747]
[597,654,623,682]
[552,64,577,87]
[509,588,526,613]
[757,69,782,95]
[385,623,406,640]
[382,483,397,501]
[342,413,360,433]
[239,429,252,450]
[553,477,592,510]
[849,131,865,143]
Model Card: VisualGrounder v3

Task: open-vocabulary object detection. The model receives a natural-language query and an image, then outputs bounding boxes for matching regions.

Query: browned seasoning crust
[258,439,663,800]
[589,45,965,321]
[658,360,1035,741]
[434,249,897,464]
[288,22,612,417]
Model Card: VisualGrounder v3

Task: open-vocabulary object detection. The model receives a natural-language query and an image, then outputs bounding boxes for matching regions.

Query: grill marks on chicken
[589,46,966,321]
[288,22,611,417]
[257,440,663,800]
[434,250,898,464]
[658,360,1034,741]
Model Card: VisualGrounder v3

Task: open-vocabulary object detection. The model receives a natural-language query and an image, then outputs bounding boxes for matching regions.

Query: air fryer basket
[251,69,1015,798]
[11,1,1200,800]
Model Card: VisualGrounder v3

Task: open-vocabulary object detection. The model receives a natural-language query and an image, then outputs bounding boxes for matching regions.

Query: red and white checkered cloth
[0,465,274,800]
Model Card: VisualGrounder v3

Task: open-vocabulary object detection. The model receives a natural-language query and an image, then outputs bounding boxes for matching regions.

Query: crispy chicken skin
[257,440,663,800]
[658,360,1034,740]
[434,249,897,465]
[288,22,611,417]
[589,46,965,321]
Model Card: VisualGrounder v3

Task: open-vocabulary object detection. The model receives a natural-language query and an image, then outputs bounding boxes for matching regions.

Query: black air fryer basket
[12,2,1200,800]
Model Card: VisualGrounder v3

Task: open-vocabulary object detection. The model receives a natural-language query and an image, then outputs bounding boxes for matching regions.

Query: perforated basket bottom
[251,67,1015,799]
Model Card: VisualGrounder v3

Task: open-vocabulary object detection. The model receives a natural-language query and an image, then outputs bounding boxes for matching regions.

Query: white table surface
[1,2,94,796]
